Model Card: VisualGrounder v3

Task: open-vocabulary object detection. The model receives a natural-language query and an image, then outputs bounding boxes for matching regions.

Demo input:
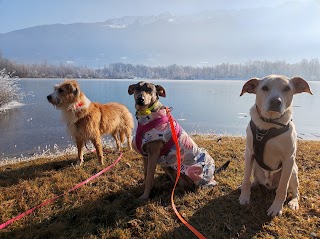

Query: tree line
[1,55,320,80]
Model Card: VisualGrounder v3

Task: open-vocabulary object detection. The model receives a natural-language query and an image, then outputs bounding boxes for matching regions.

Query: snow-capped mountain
[0,2,319,67]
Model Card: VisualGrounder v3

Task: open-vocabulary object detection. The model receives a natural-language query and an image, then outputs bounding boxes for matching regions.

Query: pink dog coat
[134,108,216,186]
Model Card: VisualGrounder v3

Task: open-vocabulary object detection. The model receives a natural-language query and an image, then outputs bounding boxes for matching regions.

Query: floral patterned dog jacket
[134,108,216,186]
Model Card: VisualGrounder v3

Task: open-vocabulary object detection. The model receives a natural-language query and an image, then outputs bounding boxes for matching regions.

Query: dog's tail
[214,160,231,174]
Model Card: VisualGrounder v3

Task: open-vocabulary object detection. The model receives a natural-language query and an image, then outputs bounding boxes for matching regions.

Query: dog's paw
[250,180,259,188]
[138,194,150,200]
[75,160,83,167]
[267,202,283,217]
[200,180,217,189]
[288,198,299,210]
[239,192,250,205]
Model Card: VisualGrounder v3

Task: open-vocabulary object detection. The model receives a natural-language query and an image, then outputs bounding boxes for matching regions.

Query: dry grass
[0,136,319,239]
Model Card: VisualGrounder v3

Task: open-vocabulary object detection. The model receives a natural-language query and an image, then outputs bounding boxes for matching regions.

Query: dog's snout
[47,95,52,101]
[268,97,282,112]
[270,98,282,106]
[137,96,145,105]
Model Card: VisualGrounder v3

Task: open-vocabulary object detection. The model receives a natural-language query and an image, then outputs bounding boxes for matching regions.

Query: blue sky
[0,0,302,33]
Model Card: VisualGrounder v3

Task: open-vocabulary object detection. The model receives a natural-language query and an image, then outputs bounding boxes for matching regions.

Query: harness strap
[135,112,182,157]
[135,116,169,154]
[250,120,290,171]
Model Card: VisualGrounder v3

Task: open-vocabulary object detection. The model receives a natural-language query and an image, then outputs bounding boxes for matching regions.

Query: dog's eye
[261,86,269,92]
[58,88,64,93]
[283,86,291,92]
[146,87,152,92]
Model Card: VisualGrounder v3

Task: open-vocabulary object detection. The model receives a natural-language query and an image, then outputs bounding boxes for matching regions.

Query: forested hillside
[1,55,319,80]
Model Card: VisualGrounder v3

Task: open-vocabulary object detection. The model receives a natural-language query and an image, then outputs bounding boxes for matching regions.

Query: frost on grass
[0,144,77,166]
[0,137,117,166]
[0,69,23,112]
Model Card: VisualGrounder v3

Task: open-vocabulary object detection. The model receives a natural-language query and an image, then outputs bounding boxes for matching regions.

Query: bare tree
[0,69,22,112]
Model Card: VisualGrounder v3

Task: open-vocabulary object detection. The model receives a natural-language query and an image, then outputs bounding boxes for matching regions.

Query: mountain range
[0,1,319,67]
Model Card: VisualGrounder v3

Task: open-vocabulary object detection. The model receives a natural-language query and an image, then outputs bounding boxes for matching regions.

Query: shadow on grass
[0,158,78,187]
[1,177,280,239]
[0,171,190,239]
[1,181,147,239]
[0,151,118,187]
[160,186,276,239]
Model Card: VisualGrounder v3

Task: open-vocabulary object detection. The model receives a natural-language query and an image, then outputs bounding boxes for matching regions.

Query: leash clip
[255,128,269,141]
[256,134,264,141]
[166,106,173,112]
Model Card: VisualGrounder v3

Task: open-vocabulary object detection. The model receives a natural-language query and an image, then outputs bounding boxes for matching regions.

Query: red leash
[0,153,122,230]
[166,108,206,239]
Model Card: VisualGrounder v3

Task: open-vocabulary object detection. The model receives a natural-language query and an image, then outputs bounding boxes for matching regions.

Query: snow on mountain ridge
[0,3,319,67]
[102,12,176,27]
[104,24,127,29]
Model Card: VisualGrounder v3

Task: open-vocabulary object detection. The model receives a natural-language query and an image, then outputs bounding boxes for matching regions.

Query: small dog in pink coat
[128,81,229,199]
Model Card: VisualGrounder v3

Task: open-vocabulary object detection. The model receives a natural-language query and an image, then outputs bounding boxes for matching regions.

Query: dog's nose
[137,96,145,105]
[47,95,52,101]
[269,97,282,112]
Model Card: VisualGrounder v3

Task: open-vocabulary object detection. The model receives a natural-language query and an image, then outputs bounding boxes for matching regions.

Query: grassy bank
[0,136,319,239]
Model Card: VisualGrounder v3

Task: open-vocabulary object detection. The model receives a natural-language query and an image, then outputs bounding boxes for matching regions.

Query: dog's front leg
[287,163,299,210]
[267,156,294,217]
[142,156,148,183]
[76,138,85,166]
[239,147,254,205]
[139,141,163,200]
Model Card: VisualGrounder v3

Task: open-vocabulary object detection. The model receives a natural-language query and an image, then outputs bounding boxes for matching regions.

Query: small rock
[127,219,142,228]
[126,162,132,168]
[310,232,317,238]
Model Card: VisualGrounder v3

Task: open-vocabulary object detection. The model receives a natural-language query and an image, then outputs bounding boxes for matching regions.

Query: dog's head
[240,75,312,119]
[47,80,80,108]
[128,81,166,111]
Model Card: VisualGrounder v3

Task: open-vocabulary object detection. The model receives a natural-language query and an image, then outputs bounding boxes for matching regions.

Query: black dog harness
[250,118,290,172]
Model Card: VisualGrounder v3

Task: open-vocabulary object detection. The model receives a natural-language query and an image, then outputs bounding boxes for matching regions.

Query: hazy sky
[0,0,308,33]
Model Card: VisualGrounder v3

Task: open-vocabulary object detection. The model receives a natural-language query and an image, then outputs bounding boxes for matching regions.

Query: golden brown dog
[47,80,133,166]
[239,75,312,216]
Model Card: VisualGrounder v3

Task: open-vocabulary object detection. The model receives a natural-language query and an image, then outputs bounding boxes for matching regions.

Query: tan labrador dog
[239,74,312,216]
[47,80,133,166]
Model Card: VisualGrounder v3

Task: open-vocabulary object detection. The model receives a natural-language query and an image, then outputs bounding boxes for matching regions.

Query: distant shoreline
[19,77,248,81]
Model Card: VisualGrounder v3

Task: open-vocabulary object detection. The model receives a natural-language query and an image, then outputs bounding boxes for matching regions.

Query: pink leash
[0,153,123,230]
[166,108,207,239]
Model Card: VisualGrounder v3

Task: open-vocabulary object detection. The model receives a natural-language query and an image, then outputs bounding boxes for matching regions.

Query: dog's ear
[290,77,313,95]
[73,87,79,96]
[240,78,260,96]
[65,80,79,95]
[156,85,166,98]
[128,84,136,95]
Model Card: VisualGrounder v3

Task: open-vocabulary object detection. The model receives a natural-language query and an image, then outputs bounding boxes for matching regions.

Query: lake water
[0,78,319,159]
